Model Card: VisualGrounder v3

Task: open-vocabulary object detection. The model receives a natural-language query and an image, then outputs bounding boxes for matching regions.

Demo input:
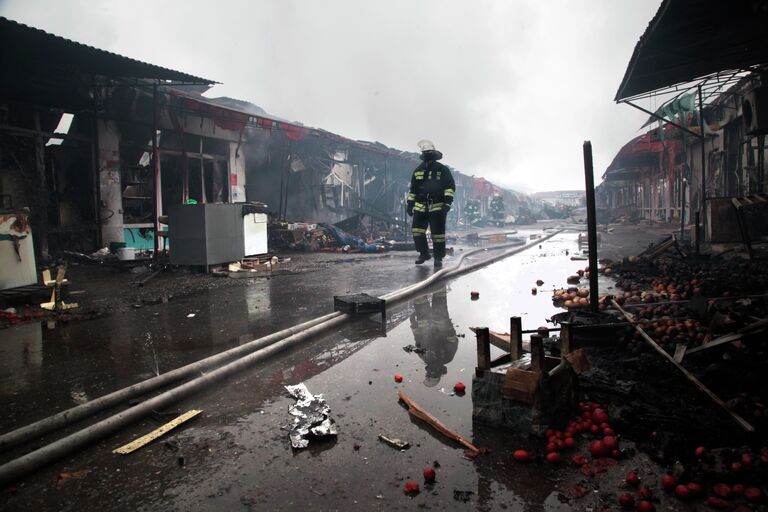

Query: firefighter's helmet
[417,139,436,152]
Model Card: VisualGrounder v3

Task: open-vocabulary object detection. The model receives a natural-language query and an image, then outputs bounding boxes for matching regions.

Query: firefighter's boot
[415,253,432,265]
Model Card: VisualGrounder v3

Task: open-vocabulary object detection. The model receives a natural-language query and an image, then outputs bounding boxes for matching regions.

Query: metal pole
[152,82,160,258]
[90,79,103,250]
[695,211,700,255]
[582,141,599,312]
[680,178,686,240]
[698,85,707,242]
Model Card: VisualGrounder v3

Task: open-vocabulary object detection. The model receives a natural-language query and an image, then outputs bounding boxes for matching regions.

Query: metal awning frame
[614,70,757,231]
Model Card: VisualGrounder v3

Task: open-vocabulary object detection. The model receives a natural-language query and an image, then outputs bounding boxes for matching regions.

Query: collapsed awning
[605,126,686,181]
[615,0,768,101]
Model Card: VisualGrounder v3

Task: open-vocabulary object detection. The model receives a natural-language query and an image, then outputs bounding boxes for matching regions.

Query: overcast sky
[0,0,661,192]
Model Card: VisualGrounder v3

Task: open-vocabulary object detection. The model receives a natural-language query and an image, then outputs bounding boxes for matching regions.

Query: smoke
[0,0,662,192]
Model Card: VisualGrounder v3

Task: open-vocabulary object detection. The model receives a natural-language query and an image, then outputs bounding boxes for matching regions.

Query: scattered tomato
[513,449,530,462]
[660,474,677,491]
[618,493,635,508]
[403,481,420,494]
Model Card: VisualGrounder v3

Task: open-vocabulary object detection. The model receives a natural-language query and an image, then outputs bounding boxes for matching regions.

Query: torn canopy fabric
[284,383,337,449]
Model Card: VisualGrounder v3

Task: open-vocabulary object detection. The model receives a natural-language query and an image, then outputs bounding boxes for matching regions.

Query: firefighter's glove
[407,204,414,216]
[443,203,452,213]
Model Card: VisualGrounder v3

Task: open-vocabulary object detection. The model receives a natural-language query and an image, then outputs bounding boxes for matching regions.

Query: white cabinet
[243,212,268,256]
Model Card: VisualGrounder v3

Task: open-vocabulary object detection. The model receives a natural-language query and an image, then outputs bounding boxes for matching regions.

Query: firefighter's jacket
[407,160,456,213]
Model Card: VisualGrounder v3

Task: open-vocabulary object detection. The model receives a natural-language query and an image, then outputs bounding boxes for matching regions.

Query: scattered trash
[402,345,426,355]
[186,313,195,318]
[378,434,410,450]
[284,383,337,449]
[453,490,474,502]
[464,450,480,460]
[113,409,203,455]
[55,469,90,483]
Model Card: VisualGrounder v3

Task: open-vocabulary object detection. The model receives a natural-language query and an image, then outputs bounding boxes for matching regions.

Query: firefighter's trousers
[411,205,447,259]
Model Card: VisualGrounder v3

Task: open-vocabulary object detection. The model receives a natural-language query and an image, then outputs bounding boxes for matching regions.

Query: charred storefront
[604,0,768,250]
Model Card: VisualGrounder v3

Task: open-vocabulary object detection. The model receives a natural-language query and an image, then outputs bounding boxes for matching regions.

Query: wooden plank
[469,327,512,352]
[673,343,687,363]
[610,300,754,432]
[686,317,768,355]
[503,368,539,403]
[397,391,480,452]
[113,409,203,455]
[564,349,591,374]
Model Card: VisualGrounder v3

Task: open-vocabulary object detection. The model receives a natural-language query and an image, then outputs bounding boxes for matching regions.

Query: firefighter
[406,140,455,268]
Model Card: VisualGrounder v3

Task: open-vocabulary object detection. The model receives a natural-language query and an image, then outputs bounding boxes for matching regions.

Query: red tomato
[403,481,420,494]
[675,484,691,500]
[660,474,677,491]
[513,449,530,462]
[636,500,655,512]
[618,493,634,508]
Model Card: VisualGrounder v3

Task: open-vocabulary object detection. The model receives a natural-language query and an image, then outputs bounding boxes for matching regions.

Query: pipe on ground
[0,312,341,452]
[0,231,560,486]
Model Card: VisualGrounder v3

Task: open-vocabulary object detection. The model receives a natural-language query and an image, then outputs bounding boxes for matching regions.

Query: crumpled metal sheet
[284,383,337,449]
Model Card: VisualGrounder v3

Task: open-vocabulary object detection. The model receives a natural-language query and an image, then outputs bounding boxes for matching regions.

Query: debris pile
[268,221,392,253]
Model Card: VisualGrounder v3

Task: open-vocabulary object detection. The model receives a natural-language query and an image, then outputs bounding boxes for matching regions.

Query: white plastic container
[117,247,136,260]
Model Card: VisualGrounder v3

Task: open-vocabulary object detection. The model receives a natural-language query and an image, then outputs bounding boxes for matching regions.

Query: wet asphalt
[0,226,676,511]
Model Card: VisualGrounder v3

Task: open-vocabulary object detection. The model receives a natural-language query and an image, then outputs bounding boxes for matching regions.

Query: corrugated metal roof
[0,16,216,84]
[615,0,768,101]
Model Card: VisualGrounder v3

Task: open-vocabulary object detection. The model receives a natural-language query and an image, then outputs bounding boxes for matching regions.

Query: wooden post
[510,316,522,360]
[475,327,491,376]
[560,322,572,356]
[583,141,599,312]
[530,334,545,372]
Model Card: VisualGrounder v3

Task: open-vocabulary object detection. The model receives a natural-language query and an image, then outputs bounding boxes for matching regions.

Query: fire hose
[0,230,561,486]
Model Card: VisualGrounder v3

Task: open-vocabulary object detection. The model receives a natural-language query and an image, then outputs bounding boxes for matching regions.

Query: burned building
[1,16,529,272]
